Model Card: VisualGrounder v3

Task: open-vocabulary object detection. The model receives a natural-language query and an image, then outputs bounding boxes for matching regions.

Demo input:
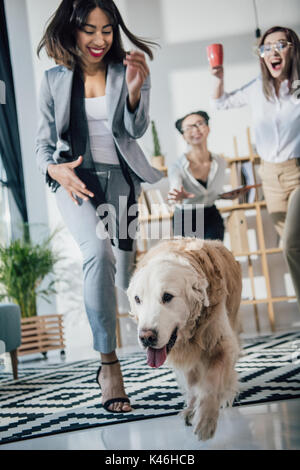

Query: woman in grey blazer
[36,0,162,413]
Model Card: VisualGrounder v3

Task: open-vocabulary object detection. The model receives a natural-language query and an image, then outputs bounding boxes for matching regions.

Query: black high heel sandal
[96,359,131,413]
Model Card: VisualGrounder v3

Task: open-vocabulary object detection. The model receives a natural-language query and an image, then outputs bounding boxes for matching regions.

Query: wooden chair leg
[10,349,18,380]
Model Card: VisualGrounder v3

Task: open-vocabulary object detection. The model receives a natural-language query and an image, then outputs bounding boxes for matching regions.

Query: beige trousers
[259,158,300,311]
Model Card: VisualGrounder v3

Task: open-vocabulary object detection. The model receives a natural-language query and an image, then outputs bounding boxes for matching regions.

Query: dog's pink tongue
[147,346,167,368]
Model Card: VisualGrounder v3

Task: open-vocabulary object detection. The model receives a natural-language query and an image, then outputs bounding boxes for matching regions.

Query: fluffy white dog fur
[127,238,242,441]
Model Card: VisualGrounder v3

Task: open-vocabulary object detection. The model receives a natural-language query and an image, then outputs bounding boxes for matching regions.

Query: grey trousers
[55,163,141,353]
[259,159,300,311]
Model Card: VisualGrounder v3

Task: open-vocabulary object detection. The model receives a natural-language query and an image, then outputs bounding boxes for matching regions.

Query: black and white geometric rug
[0,331,300,445]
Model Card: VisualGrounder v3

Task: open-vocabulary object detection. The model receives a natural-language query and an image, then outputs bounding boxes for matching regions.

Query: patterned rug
[0,331,300,445]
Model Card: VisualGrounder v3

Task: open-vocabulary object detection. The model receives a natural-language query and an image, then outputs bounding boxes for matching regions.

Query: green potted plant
[150,120,165,170]
[0,224,65,357]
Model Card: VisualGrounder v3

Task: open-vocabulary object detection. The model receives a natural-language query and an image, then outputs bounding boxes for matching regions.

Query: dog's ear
[185,275,209,312]
[184,275,209,339]
[192,278,209,307]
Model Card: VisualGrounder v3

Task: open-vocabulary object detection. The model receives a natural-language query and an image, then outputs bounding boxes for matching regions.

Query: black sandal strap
[103,397,130,411]
[101,359,119,366]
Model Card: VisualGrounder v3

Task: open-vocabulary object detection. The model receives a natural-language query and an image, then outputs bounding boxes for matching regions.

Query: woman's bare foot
[97,352,132,413]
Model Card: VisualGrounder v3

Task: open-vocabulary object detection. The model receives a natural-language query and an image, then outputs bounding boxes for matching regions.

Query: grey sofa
[0,303,21,379]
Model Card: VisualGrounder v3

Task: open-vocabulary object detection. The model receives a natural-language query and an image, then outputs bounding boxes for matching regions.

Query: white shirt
[85,95,120,165]
[211,76,300,163]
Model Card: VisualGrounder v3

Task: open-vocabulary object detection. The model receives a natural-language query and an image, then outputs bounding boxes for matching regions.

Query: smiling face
[181,114,210,147]
[76,7,114,69]
[262,31,292,81]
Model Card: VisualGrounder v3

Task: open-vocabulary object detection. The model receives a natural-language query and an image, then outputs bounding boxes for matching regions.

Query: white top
[168,153,227,208]
[85,95,120,165]
[211,76,300,163]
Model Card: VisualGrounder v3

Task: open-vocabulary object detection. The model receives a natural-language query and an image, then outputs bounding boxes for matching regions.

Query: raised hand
[168,185,195,203]
[123,50,149,111]
[210,65,224,99]
[210,65,224,80]
[47,156,94,205]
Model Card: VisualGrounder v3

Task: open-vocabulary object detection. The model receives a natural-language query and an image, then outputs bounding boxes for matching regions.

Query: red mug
[207,43,223,68]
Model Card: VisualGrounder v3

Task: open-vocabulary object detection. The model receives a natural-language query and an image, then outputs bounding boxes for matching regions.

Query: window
[0,156,11,245]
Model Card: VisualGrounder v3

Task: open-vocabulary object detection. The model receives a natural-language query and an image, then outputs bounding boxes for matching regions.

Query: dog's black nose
[139,329,158,347]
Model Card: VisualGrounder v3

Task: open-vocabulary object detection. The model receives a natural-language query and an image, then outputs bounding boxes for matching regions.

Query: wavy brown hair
[37,0,158,69]
[258,26,300,100]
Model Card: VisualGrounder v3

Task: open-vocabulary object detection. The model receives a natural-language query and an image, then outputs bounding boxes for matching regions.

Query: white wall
[4,0,300,352]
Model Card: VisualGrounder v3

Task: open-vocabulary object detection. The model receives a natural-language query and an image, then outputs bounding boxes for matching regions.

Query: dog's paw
[193,410,219,441]
[180,408,194,426]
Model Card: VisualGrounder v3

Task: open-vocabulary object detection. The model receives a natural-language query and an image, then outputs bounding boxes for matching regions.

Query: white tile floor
[1,340,300,450]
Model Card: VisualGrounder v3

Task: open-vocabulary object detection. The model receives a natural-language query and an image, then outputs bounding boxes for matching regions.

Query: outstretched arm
[210,65,254,110]
[168,166,195,203]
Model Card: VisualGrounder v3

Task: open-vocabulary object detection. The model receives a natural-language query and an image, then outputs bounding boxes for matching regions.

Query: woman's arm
[211,65,224,99]
[167,165,194,203]
[123,51,151,139]
[210,65,256,110]
[123,75,150,139]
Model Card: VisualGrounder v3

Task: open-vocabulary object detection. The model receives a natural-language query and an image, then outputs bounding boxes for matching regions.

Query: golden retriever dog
[127,237,242,441]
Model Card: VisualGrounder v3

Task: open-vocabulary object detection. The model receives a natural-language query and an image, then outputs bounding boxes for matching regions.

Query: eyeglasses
[256,40,292,58]
[181,121,207,133]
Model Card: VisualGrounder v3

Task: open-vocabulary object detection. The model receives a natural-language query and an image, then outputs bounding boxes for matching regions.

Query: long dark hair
[37,0,158,69]
[258,26,300,100]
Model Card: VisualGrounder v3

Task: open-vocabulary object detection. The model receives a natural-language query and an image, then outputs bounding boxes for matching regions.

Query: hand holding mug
[207,43,223,68]
[207,43,224,81]
[210,65,224,80]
